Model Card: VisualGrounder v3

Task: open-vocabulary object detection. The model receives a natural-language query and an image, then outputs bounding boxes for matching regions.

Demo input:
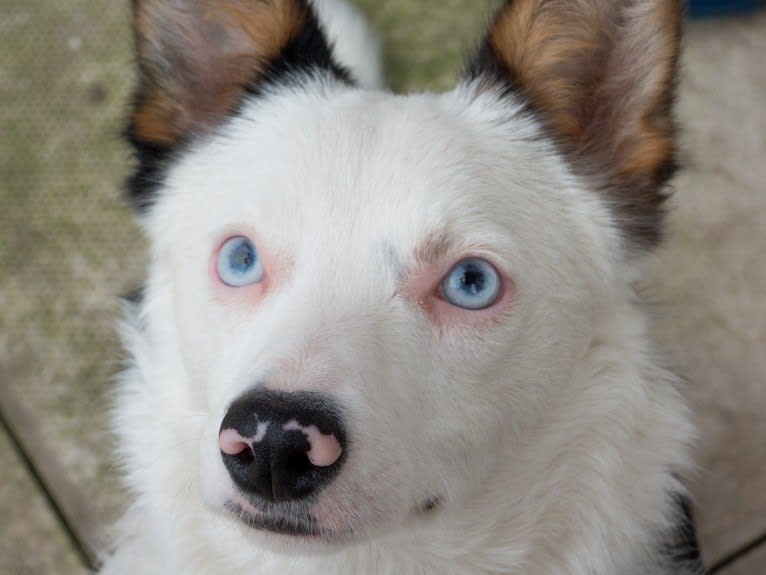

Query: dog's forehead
[225,89,495,216]
[156,85,567,263]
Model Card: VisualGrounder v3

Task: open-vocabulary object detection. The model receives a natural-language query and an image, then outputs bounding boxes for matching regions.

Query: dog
[100,0,704,573]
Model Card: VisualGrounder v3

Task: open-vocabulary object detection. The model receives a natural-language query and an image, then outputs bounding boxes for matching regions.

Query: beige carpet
[646,10,766,566]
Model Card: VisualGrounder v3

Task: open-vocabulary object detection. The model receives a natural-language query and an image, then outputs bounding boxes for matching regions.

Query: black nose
[219,389,346,503]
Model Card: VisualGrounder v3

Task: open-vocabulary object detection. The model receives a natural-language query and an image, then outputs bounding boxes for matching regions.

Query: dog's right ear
[129,0,348,149]
[465,0,683,251]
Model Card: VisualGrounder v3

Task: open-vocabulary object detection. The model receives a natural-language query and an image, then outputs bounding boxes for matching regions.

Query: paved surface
[1,4,764,575]
[0,427,85,575]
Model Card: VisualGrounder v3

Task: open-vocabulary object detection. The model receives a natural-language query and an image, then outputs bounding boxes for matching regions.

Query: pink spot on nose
[220,422,269,455]
[283,420,343,467]
[219,429,250,456]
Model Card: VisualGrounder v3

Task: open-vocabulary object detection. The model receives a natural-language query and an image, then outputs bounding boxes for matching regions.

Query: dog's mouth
[224,501,331,537]
[223,493,443,539]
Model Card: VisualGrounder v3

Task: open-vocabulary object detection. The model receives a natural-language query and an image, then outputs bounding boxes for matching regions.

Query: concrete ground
[0,3,764,574]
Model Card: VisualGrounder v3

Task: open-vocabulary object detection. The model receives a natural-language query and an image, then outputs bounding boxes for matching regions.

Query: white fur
[310,0,384,89]
[101,2,695,574]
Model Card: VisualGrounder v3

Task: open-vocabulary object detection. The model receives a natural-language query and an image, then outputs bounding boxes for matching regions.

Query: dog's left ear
[466,0,683,249]
[126,0,349,210]
[129,0,348,149]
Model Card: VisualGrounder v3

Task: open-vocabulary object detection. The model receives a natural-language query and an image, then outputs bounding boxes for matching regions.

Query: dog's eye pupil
[232,248,252,270]
[460,268,485,294]
[440,258,501,310]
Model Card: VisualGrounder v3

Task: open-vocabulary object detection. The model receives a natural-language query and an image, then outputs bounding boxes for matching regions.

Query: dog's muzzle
[219,389,346,503]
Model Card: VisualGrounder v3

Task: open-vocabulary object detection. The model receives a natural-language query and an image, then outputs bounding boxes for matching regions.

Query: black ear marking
[466,0,684,250]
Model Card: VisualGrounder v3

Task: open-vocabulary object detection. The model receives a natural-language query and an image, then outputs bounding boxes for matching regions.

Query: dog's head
[125,0,682,557]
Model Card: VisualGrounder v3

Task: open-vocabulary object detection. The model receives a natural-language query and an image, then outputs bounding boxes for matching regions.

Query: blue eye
[217,236,265,287]
[440,258,502,310]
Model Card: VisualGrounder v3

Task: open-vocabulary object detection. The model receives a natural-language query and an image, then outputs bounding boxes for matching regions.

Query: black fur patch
[243,3,353,100]
[663,494,705,574]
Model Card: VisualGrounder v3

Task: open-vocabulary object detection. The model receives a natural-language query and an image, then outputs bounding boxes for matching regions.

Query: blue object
[440,258,502,311]
[217,236,265,287]
[688,0,763,19]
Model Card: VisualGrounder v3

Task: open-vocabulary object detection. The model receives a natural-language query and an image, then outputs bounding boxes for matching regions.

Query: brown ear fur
[131,0,308,147]
[470,0,683,248]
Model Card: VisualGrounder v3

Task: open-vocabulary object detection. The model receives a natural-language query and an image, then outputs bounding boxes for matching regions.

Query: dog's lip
[222,491,443,538]
[224,500,338,538]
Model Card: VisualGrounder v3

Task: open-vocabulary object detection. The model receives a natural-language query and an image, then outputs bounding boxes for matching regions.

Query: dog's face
[126,0,681,557]
[145,87,615,545]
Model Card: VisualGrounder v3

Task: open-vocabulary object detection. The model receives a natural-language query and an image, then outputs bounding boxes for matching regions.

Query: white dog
[101,0,703,573]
